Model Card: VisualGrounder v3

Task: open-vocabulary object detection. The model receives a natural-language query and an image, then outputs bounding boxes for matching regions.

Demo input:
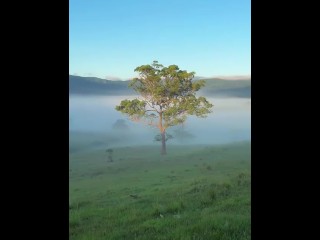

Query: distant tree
[116,61,213,155]
[154,132,173,142]
[112,119,129,131]
[173,126,195,143]
[106,148,114,162]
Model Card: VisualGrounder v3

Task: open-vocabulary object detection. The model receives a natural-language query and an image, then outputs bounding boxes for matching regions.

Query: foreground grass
[69,141,251,240]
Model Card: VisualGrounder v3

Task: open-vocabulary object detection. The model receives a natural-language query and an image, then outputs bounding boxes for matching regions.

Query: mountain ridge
[69,75,251,98]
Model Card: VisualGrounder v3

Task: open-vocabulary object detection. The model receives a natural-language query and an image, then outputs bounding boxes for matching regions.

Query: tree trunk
[159,110,167,155]
[161,130,167,155]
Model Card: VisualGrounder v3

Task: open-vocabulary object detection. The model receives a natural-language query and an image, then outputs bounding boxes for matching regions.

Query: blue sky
[69,0,251,80]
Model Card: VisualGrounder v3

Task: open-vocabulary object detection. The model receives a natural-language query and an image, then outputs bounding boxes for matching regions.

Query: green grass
[69,141,251,240]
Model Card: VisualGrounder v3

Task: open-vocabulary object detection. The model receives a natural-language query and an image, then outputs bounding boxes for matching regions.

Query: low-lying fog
[69,95,251,148]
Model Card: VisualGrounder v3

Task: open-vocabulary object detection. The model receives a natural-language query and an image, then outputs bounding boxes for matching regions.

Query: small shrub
[208,189,216,201]
[220,183,231,196]
[165,201,185,214]
[151,208,161,217]
[69,201,90,210]
[106,148,114,162]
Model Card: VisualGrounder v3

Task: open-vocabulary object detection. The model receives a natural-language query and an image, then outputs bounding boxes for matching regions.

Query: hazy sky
[69,0,251,80]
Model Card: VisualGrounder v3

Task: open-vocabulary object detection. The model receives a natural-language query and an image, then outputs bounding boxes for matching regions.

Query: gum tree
[115,61,213,155]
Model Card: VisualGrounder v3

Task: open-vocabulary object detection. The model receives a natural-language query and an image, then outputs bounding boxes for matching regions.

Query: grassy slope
[69,142,251,240]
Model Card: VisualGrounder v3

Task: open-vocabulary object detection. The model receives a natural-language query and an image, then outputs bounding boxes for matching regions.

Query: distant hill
[69,75,251,98]
[199,78,251,98]
[69,75,135,95]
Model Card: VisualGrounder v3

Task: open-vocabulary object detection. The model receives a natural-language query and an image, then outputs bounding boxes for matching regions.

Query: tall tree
[115,61,213,155]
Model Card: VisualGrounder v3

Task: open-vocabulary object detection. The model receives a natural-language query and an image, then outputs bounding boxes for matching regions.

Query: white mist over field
[69,95,250,147]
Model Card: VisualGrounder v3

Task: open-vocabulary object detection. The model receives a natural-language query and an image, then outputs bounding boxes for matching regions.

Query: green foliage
[115,61,213,127]
[115,99,146,119]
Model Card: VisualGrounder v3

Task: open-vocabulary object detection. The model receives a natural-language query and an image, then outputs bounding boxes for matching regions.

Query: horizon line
[70,74,251,81]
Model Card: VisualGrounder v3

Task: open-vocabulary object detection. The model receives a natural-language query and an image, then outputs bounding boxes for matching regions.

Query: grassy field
[69,141,251,240]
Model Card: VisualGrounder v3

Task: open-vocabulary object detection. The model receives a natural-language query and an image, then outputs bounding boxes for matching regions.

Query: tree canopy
[115,61,213,154]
